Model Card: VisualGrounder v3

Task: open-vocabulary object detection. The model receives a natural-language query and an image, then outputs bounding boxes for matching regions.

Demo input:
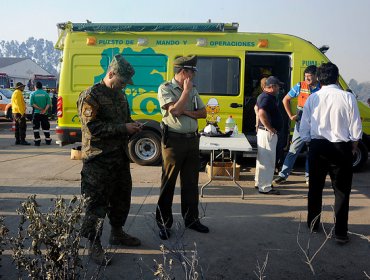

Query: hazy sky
[1,0,369,82]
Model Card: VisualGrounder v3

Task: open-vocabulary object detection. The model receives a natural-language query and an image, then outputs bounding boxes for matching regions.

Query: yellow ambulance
[55,22,370,170]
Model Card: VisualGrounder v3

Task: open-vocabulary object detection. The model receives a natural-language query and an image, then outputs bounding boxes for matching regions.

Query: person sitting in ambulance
[252,68,272,98]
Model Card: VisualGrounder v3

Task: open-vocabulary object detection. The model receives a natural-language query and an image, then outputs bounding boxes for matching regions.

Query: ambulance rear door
[243,52,292,150]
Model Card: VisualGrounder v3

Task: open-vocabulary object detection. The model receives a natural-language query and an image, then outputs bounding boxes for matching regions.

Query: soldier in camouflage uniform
[77,54,142,265]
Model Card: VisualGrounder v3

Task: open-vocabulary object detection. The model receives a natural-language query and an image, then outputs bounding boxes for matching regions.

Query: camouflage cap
[109,54,135,85]
[174,55,197,71]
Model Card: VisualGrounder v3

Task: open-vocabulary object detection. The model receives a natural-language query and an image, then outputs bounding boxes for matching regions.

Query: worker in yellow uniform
[11,82,30,145]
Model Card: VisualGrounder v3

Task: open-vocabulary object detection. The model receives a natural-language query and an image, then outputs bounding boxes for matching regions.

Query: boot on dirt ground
[109,227,141,246]
[88,240,111,266]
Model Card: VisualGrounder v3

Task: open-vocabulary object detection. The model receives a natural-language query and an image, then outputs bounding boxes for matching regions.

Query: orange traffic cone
[11,120,16,131]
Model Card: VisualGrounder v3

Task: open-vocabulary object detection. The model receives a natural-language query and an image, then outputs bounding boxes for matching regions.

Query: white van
[0,88,33,120]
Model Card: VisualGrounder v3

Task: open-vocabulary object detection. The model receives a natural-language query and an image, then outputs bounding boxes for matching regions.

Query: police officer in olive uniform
[156,55,209,240]
[77,55,142,265]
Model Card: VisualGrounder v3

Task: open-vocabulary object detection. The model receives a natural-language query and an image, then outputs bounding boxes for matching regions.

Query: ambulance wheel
[128,130,162,166]
[352,140,368,172]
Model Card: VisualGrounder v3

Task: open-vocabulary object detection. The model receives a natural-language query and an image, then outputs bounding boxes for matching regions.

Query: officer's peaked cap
[109,54,135,85]
[174,55,197,71]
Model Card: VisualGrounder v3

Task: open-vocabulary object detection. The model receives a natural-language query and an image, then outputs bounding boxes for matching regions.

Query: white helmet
[207,98,219,106]
[204,124,217,134]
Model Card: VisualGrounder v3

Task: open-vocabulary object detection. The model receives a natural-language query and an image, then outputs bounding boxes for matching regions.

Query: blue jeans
[278,123,309,179]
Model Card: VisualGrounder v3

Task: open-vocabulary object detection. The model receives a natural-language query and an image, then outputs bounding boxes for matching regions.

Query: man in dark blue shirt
[255,76,283,195]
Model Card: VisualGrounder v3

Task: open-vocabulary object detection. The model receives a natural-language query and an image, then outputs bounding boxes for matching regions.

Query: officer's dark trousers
[13,113,27,142]
[156,135,200,229]
[80,154,132,241]
[307,139,353,236]
[32,113,51,143]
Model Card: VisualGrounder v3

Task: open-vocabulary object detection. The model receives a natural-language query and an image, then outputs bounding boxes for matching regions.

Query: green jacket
[77,81,134,161]
[30,89,51,113]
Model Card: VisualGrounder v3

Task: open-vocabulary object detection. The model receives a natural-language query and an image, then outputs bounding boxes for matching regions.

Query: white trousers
[255,129,278,192]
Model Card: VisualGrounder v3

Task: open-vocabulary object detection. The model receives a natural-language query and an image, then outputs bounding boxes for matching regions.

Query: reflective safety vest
[297,81,311,108]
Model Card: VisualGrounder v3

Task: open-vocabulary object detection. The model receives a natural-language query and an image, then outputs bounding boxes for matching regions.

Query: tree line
[0,37,60,76]
[349,79,370,103]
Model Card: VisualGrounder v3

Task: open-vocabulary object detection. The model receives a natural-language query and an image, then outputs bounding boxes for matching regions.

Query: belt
[258,126,269,131]
[168,131,198,138]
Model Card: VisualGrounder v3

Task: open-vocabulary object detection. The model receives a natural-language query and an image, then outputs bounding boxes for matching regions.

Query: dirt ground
[0,120,369,279]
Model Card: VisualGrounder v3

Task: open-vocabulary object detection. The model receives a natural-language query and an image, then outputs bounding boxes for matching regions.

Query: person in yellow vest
[273,65,320,185]
[11,82,31,145]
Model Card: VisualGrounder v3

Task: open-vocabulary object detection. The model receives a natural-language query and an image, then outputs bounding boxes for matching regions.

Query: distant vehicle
[0,88,13,119]
[29,74,57,91]
[23,90,34,120]
[0,73,10,89]
[0,88,32,121]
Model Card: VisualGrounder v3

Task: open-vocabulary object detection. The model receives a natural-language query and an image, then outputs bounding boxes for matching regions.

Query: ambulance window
[194,57,240,96]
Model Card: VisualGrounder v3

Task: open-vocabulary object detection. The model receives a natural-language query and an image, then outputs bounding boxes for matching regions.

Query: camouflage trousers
[13,113,27,142]
[80,155,132,241]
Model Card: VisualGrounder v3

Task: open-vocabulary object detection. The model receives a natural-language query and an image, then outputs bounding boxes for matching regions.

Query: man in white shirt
[300,62,362,244]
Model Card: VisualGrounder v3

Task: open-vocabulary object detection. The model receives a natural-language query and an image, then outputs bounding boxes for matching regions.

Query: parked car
[0,88,13,119]
[23,90,34,120]
[0,88,33,120]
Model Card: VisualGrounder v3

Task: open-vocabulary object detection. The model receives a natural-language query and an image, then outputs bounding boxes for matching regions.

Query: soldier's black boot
[88,240,111,266]
[109,226,141,247]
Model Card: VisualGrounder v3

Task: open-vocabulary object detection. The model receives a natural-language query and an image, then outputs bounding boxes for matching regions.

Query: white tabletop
[199,133,253,152]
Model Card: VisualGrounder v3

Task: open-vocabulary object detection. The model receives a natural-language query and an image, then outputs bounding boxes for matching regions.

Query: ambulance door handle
[230,103,243,108]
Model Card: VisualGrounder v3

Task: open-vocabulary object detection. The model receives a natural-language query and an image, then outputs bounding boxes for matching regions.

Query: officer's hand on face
[183,77,193,94]
[126,122,142,135]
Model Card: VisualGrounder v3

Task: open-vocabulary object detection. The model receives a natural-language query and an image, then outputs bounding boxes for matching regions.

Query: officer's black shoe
[20,141,31,145]
[45,140,52,145]
[34,141,41,146]
[15,140,20,145]
[335,234,350,245]
[159,229,171,240]
[185,220,209,233]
